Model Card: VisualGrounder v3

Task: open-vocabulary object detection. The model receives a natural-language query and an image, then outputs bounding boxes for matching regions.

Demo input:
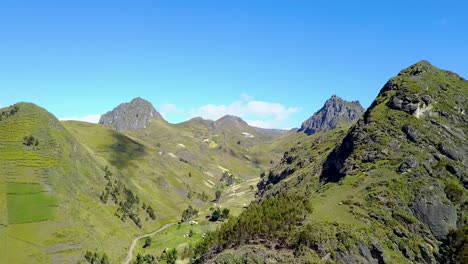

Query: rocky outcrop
[99,97,163,131]
[298,95,364,135]
[410,197,457,239]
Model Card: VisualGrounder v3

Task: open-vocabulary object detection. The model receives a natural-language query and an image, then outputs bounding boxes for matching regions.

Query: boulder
[402,124,420,143]
[410,197,457,240]
[398,156,419,174]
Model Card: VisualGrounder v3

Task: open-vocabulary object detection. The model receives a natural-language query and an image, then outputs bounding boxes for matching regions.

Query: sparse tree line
[0,105,19,122]
[99,166,155,228]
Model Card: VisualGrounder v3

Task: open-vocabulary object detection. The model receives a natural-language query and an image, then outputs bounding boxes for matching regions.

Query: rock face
[298,95,364,135]
[99,97,162,131]
[410,197,457,240]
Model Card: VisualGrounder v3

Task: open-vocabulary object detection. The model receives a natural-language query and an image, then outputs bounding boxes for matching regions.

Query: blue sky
[1,0,467,128]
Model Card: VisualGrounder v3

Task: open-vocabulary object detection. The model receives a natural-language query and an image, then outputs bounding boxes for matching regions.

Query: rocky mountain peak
[99,97,163,131]
[298,95,364,135]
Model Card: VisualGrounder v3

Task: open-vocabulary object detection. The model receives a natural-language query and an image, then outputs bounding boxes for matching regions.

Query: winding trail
[122,223,176,264]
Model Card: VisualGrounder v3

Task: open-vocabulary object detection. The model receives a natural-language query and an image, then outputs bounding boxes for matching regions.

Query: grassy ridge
[193,61,468,263]
[0,103,142,263]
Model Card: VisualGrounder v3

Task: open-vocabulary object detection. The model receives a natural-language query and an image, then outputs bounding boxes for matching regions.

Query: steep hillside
[0,103,143,263]
[298,95,364,135]
[192,61,467,263]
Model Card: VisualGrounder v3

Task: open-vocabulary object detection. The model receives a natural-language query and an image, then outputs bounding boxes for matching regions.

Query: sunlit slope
[0,103,140,263]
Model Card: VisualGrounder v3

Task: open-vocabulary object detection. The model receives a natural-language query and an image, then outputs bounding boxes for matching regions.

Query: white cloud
[60,114,101,123]
[189,100,245,120]
[159,103,185,119]
[188,94,301,129]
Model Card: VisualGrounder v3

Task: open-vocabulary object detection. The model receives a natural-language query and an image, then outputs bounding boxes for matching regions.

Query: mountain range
[0,60,466,264]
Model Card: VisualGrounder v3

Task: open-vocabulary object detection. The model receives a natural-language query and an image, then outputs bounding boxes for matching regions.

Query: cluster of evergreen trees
[210,207,229,222]
[192,193,312,262]
[181,205,199,222]
[134,248,178,264]
[99,166,155,228]
[84,250,109,264]
[134,253,155,264]
[0,105,19,122]
[23,135,39,148]
[142,203,156,220]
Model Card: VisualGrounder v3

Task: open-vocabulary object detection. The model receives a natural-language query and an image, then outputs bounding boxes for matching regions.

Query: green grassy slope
[0,103,151,263]
[192,61,468,263]
[61,115,286,262]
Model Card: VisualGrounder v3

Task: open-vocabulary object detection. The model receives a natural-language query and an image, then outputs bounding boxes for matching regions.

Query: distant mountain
[192,61,468,263]
[214,115,250,128]
[298,95,364,135]
[99,97,163,131]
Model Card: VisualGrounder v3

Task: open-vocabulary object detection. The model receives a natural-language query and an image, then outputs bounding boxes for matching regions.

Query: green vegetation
[220,171,235,186]
[439,225,468,264]
[5,61,465,264]
[210,207,229,222]
[84,250,109,264]
[166,248,178,264]
[214,189,221,202]
[23,135,39,148]
[191,61,468,263]
[0,105,19,122]
[181,205,199,222]
[100,166,144,228]
[7,183,57,224]
[134,253,155,264]
[192,193,312,262]
[143,237,152,249]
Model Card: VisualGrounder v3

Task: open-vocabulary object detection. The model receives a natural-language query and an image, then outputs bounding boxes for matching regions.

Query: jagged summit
[298,95,364,135]
[99,97,163,131]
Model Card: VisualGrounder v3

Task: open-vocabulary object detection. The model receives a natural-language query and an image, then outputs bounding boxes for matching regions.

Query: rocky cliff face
[298,95,365,135]
[99,97,162,131]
